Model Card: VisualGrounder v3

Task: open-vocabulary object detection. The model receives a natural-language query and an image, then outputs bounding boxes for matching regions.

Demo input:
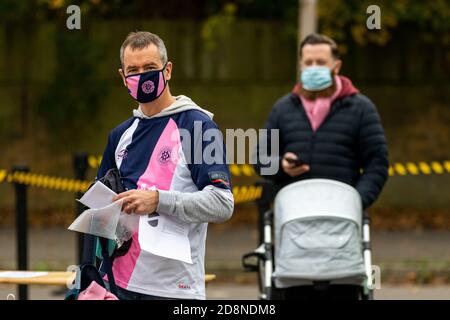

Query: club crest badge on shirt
[158,146,172,165]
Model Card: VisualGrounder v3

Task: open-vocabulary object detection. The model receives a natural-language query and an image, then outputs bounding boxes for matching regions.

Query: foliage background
[0,0,449,228]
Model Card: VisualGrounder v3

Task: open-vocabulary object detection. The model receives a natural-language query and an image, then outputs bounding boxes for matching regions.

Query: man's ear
[333,59,342,75]
[118,68,127,87]
[164,62,173,81]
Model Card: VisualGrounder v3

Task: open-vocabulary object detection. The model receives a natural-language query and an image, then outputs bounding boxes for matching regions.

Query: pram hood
[274,179,362,228]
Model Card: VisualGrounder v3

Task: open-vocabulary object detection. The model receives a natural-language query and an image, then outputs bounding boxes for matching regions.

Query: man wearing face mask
[91,31,234,300]
[253,33,389,300]
[255,33,389,212]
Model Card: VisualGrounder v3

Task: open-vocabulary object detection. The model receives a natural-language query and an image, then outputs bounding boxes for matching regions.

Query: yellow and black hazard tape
[1,160,447,201]
[232,161,450,177]
[233,185,263,204]
[87,155,103,169]
[229,164,256,177]
[0,168,262,203]
[0,170,91,193]
[230,161,450,177]
[0,169,7,184]
[88,155,257,177]
[388,161,450,176]
[88,155,450,178]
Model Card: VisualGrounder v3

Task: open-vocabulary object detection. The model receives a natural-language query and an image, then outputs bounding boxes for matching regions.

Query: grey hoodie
[133,95,214,120]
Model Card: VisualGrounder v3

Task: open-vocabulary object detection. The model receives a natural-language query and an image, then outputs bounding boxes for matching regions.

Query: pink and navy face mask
[124,62,168,103]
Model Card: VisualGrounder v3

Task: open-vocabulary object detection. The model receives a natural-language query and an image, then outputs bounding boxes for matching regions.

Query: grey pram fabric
[273,218,365,287]
[272,179,366,288]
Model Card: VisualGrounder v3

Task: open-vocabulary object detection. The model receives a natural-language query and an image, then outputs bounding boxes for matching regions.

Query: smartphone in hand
[284,155,304,167]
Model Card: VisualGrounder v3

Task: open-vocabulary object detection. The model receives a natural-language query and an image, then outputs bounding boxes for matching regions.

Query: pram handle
[263,209,273,226]
[242,251,264,272]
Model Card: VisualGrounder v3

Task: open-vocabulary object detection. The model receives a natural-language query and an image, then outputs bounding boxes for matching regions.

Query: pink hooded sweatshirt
[292,75,360,131]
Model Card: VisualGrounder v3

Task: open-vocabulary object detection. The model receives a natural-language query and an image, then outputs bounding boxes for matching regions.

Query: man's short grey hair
[120,31,168,67]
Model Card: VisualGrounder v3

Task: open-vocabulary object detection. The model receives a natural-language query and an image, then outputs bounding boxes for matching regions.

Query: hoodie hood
[133,95,214,120]
[292,75,359,100]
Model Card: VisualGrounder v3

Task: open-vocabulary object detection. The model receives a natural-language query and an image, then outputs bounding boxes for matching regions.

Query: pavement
[1,283,450,300]
[0,226,449,300]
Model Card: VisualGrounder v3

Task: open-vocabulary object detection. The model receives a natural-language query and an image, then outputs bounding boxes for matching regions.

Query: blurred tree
[0,0,41,136]
[1,0,449,140]
[201,0,450,54]
[318,0,450,54]
[0,0,111,142]
[39,1,109,147]
[201,2,237,50]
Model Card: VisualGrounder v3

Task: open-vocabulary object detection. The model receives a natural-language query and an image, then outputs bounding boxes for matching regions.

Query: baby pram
[242,179,374,300]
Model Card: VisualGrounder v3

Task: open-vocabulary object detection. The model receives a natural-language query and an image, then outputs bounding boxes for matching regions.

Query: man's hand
[113,189,159,215]
[281,152,310,177]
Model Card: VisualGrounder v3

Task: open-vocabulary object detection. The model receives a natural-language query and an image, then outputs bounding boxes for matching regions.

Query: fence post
[12,165,29,300]
[73,152,88,264]
[255,180,275,245]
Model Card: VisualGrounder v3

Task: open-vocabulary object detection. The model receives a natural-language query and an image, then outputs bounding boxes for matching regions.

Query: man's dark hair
[299,33,339,59]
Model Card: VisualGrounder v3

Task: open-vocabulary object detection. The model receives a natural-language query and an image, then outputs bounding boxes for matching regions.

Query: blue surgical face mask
[300,65,334,91]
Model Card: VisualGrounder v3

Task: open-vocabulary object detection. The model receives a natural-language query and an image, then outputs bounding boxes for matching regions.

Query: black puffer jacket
[254,79,389,209]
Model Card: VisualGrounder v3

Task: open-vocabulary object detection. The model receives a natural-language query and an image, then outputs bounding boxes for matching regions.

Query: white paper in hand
[116,213,140,243]
[138,213,192,264]
[68,200,123,240]
[78,181,117,209]
[70,180,140,244]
